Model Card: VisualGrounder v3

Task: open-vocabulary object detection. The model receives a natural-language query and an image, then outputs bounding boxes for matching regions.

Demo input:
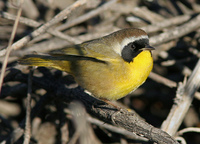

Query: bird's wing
[19,40,122,73]
[49,40,121,63]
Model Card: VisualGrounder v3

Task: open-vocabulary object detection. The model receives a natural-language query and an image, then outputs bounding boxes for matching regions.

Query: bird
[19,28,154,101]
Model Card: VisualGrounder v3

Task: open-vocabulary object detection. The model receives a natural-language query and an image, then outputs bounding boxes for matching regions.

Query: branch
[2,69,179,144]
[0,0,23,93]
[141,14,191,33]
[23,68,33,144]
[161,58,200,136]
[10,0,87,50]
[0,11,82,44]
[56,0,118,31]
[150,14,200,46]
[61,87,179,144]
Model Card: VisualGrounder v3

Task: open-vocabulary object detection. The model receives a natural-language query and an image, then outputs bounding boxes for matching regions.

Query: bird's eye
[130,43,139,52]
[131,44,136,50]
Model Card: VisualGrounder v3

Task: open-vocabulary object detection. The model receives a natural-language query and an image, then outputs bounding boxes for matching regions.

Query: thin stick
[0,11,41,27]
[141,14,191,33]
[149,72,200,101]
[56,0,118,31]
[11,0,87,50]
[0,11,82,44]
[177,127,200,135]
[0,0,24,93]
[23,68,33,144]
[150,14,200,46]
[161,59,200,136]
[149,72,177,88]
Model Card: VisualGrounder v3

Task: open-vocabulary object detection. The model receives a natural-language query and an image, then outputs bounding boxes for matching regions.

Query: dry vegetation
[1,0,200,144]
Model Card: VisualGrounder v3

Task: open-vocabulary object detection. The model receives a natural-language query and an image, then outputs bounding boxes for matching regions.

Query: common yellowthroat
[19,28,154,100]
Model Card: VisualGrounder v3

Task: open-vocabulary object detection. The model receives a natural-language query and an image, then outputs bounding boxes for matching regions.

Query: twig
[48,28,82,44]
[177,127,200,135]
[4,92,53,143]
[149,72,200,100]
[55,100,68,144]
[69,101,101,144]
[149,72,177,88]
[56,0,118,31]
[161,56,197,67]
[131,7,164,23]
[0,11,82,44]
[141,14,191,33]
[0,0,23,94]
[0,11,41,27]
[161,58,200,136]
[150,14,200,46]
[10,0,87,50]
[23,68,33,144]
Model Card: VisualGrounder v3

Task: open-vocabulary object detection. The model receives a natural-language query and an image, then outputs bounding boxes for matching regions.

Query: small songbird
[19,28,154,101]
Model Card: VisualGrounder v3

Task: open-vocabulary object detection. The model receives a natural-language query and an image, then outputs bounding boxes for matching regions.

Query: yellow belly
[72,51,153,100]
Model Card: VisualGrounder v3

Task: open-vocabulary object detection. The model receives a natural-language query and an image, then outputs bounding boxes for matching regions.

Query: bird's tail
[18,54,71,72]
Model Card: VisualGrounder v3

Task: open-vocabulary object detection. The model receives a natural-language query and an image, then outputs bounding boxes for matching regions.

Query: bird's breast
[102,50,153,100]
[72,51,153,100]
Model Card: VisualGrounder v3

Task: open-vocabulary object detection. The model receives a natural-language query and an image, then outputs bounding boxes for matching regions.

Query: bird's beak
[141,45,155,51]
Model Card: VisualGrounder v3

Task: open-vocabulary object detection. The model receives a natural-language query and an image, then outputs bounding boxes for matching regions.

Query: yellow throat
[101,50,153,100]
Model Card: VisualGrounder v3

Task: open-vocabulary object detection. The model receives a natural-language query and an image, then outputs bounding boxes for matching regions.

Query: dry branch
[0,0,23,93]
[141,14,191,33]
[23,69,33,144]
[2,69,178,144]
[10,0,87,50]
[177,127,200,135]
[56,0,118,31]
[149,72,200,100]
[0,11,41,27]
[161,59,200,136]
[0,11,82,44]
[150,14,200,46]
